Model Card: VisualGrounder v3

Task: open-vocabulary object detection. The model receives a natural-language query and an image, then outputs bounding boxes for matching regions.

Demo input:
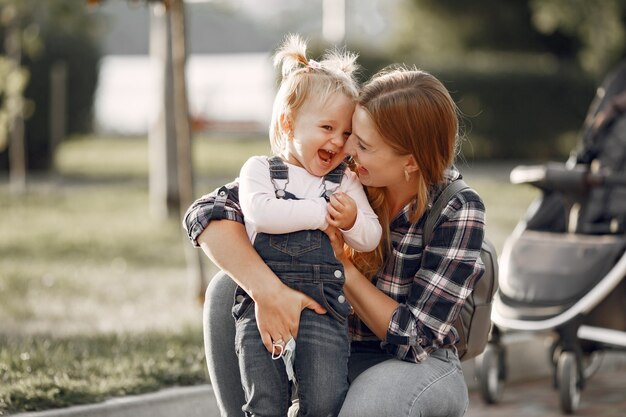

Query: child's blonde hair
[269,34,360,155]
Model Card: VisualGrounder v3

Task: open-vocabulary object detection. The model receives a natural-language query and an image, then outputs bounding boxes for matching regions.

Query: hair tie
[308,59,322,69]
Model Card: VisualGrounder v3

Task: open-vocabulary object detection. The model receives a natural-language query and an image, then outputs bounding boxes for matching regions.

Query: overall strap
[423,180,470,243]
[267,156,290,199]
[321,161,347,201]
[324,162,347,184]
[267,155,289,180]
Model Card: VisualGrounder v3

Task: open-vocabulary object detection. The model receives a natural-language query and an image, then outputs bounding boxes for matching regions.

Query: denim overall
[233,156,351,417]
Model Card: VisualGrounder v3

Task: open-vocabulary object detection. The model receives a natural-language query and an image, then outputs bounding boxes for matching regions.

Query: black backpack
[423,179,499,362]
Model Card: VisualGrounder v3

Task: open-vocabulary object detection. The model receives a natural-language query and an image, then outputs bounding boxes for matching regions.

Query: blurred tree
[529,0,626,77]
[393,0,626,77]
[382,0,626,159]
[0,0,101,173]
[0,0,42,191]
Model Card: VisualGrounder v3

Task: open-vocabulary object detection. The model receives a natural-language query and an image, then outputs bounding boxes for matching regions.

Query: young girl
[234,35,381,417]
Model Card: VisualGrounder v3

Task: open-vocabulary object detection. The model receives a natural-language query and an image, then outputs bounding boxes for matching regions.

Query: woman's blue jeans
[203,271,469,417]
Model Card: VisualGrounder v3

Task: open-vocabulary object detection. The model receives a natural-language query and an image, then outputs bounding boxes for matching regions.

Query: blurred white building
[93,2,280,136]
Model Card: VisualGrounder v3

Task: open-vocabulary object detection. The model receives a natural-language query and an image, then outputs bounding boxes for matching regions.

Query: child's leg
[235,304,292,417]
[294,308,350,417]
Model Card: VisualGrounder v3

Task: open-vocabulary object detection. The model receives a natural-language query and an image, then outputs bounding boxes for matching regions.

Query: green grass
[0,328,206,414]
[56,134,271,180]
[0,135,539,414]
[0,134,272,414]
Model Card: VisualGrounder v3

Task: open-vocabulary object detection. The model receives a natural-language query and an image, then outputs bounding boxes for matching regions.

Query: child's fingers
[329,193,346,208]
[327,202,343,219]
[326,213,340,227]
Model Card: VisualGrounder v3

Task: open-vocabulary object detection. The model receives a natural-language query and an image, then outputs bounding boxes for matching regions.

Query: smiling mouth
[318,149,336,163]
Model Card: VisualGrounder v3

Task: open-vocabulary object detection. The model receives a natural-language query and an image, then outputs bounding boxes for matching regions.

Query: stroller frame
[476,61,626,415]
[476,163,626,414]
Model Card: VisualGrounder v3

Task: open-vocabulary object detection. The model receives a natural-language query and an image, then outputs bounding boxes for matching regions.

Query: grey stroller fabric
[576,61,626,234]
[497,60,626,325]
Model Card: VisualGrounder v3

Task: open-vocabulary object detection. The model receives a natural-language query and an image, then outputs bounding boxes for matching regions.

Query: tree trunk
[149,3,178,220]
[49,61,67,178]
[168,0,206,303]
[6,17,26,193]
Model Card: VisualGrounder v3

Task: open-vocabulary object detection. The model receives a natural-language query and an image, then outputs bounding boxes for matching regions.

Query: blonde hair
[268,34,360,154]
[350,67,459,278]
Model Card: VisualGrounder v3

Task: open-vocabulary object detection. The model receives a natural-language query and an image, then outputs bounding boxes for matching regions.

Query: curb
[13,385,219,417]
[13,334,550,417]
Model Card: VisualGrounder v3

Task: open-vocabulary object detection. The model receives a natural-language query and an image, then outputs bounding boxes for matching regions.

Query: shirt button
[338,295,346,303]
[334,270,342,278]
[235,295,244,302]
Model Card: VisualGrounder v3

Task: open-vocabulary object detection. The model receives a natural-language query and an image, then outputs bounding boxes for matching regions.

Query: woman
[184,67,486,417]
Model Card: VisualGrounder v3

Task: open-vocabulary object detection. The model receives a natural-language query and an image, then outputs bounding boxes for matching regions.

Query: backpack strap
[423,179,470,243]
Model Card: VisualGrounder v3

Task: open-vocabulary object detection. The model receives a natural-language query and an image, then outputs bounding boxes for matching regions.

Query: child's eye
[322,125,332,131]
[343,131,351,139]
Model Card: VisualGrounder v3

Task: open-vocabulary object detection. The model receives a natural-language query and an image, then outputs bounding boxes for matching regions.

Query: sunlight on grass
[0,329,207,414]
[55,134,271,179]
[0,184,210,335]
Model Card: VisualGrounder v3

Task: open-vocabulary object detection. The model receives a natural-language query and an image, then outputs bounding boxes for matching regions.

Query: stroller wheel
[475,343,505,404]
[557,351,581,414]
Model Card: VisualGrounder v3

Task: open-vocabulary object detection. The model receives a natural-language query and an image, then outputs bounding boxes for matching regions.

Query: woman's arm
[324,226,396,340]
[341,260,397,340]
[198,219,326,352]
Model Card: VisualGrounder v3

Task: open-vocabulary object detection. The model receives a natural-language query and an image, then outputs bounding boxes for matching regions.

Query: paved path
[466,367,626,417]
[15,365,626,417]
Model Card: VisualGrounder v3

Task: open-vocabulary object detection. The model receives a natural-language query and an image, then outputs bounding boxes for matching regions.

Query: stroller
[475,62,626,414]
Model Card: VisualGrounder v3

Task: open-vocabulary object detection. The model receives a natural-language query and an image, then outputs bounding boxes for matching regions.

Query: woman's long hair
[350,67,460,278]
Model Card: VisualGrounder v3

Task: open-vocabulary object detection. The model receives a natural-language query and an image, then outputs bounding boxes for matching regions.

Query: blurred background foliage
[2,0,626,167]
[0,0,101,171]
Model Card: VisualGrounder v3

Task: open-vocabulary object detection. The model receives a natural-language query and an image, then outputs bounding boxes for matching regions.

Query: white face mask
[271,337,297,382]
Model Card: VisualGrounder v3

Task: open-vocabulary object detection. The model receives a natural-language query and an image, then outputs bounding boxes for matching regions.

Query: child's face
[284,92,355,177]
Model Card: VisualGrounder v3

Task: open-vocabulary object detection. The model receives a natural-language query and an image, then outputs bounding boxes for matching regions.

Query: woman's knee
[339,353,468,417]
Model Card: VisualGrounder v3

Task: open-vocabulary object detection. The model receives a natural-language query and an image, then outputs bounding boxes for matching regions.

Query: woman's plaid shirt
[183,167,486,363]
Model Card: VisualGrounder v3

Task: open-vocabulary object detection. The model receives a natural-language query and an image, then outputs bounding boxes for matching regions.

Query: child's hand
[326,192,357,230]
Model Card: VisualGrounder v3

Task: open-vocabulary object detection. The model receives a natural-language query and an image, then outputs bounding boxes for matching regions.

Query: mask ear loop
[272,340,286,359]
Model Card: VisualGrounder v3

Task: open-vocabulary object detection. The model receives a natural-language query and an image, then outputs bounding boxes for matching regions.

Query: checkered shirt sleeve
[381,188,486,363]
[182,180,243,247]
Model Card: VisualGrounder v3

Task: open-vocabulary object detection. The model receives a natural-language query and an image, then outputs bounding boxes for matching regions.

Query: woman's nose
[344,134,356,156]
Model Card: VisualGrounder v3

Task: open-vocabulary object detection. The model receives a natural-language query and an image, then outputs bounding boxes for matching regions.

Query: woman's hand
[254,281,327,353]
[197,219,327,353]
[324,225,348,262]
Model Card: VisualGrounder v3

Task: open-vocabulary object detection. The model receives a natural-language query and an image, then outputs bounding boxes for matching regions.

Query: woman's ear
[405,155,419,174]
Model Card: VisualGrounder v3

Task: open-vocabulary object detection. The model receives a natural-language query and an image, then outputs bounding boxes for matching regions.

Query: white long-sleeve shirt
[239,156,382,252]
